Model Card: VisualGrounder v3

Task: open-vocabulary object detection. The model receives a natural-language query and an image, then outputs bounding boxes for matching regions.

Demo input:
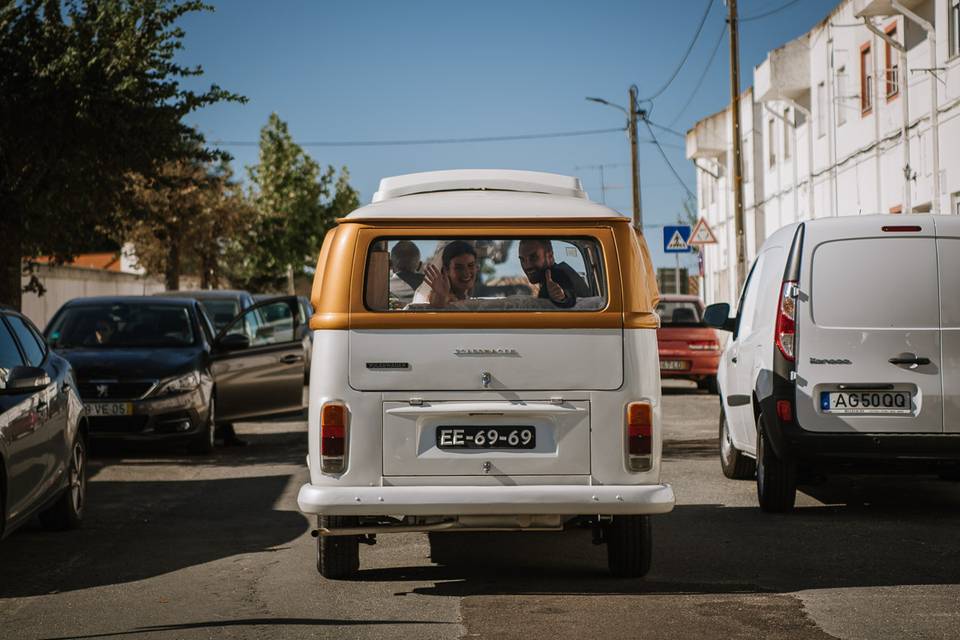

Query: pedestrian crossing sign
[663,225,692,253]
[689,218,718,245]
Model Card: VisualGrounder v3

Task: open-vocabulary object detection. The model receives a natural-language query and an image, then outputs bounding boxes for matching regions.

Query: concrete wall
[21,264,165,329]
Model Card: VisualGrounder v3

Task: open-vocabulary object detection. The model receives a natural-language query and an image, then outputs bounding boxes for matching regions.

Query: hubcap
[208,400,216,447]
[721,418,733,460]
[70,440,85,514]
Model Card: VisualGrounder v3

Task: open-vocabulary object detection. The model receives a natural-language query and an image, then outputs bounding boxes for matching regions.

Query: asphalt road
[2,381,960,639]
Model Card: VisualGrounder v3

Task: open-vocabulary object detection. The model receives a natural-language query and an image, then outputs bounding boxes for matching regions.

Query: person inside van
[423,240,477,308]
[389,240,425,305]
[518,239,591,309]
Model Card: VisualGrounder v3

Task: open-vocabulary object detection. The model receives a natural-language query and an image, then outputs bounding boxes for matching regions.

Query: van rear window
[811,237,939,328]
[365,237,607,312]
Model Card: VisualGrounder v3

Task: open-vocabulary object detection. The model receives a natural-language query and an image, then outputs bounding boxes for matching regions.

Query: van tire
[719,410,755,480]
[317,516,360,579]
[756,416,797,512]
[605,515,652,578]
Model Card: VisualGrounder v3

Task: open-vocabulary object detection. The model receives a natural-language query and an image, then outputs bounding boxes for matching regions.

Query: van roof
[347,170,628,221]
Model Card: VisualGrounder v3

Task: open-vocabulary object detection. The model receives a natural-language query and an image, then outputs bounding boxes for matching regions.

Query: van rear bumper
[297,483,675,517]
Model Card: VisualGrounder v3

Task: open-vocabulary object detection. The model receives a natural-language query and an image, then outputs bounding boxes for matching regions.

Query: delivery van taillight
[320,403,348,473]
[775,281,798,362]
[626,402,653,472]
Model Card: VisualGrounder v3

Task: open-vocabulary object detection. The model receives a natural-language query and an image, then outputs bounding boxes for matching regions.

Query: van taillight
[626,402,652,472]
[321,403,348,473]
[775,281,798,362]
[882,225,922,232]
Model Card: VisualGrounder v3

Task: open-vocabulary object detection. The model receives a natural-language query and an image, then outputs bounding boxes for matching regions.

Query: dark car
[1,307,87,538]
[255,294,313,379]
[154,289,256,333]
[45,296,305,453]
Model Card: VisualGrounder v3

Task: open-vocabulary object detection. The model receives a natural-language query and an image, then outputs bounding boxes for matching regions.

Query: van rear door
[935,217,960,434]
[794,219,943,434]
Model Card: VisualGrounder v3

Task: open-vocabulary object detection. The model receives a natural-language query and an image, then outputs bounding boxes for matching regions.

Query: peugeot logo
[96,384,109,398]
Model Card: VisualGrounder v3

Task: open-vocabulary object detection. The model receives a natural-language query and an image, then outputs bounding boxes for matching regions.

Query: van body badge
[366,362,410,370]
[454,348,519,356]
[809,357,852,365]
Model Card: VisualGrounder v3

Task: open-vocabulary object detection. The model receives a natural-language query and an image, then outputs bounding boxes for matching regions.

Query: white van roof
[348,170,627,221]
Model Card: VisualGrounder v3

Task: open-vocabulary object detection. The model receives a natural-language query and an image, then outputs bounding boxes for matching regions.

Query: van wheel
[698,376,719,394]
[605,515,652,578]
[317,516,360,579]
[40,435,86,531]
[756,417,797,512]
[719,410,756,480]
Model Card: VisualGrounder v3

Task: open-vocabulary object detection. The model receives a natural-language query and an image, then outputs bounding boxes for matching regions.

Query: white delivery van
[297,170,675,578]
[704,215,960,512]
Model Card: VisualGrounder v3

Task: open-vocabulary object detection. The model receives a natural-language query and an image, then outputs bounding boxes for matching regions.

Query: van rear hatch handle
[888,355,931,366]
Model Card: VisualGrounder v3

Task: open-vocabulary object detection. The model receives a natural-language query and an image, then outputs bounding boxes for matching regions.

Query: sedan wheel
[40,435,86,530]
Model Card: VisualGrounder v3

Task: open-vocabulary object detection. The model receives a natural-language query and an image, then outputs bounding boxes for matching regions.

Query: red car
[656,294,720,393]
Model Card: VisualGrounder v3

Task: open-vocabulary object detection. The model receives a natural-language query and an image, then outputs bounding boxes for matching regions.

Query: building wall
[688,0,960,306]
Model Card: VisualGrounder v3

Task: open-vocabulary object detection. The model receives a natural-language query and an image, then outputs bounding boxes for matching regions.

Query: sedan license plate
[84,402,133,417]
[436,426,535,450]
[660,360,689,371]
[820,390,912,415]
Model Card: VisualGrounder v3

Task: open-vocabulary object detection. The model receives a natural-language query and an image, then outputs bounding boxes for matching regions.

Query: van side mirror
[703,303,736,332]
[3,366,51,393]
[217,333,251,351]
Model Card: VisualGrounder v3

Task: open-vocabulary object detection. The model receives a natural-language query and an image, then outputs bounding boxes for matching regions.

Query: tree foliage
[0,0,243,309]
[233,113,359,292]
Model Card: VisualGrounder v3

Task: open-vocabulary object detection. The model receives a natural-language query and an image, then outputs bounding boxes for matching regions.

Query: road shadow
[350,475,960,597]
[86,423,307,478]
[661,386,714,396]
[662,437,718,460]
[0,474,309,598]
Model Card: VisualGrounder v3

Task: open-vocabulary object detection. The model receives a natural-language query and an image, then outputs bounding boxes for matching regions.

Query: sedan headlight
[154,371,202,397]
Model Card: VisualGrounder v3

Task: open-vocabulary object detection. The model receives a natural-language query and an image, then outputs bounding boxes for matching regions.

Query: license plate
[820,390,912,415]
[84,402,133,417]
[660,360,689,371]
[436,426,536,449]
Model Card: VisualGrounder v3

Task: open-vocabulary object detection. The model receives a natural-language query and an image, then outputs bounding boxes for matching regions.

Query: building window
[768,119,776,167]
[861,43,873,115]
[951,0,959,58]
[885,23,899,100]
[817,82,826,137]
[783,109,791,160]
[837,66,848,126]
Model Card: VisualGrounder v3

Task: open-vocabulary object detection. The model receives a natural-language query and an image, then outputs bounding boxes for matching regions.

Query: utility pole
[628,85,645,233]
[727,0,747,289]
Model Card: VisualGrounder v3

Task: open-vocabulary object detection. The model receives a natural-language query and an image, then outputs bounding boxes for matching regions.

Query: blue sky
[178,0,838,270]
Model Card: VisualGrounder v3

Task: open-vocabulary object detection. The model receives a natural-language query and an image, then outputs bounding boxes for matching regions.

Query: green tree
[0,0,243,310]
[239,113,359,291]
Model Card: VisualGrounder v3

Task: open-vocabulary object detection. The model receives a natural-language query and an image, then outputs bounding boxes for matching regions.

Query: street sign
[663,225,692,253]
[689,218,718,245]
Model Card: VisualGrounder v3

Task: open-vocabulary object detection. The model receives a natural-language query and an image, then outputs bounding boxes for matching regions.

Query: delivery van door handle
[280,354,304,364]
[888,355,930,366]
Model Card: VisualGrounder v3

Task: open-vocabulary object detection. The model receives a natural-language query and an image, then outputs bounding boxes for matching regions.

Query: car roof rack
[371,170,587,203]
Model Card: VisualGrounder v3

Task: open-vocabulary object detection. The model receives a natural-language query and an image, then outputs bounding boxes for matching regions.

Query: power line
[642,119,695,201]
[645,120,686,139]
[740,0,802,22]
[667,23,728,129]
[212,126,625,148]
[640,0,716,101]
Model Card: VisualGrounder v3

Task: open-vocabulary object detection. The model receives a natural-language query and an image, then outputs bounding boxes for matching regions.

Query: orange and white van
[297,170,674,578]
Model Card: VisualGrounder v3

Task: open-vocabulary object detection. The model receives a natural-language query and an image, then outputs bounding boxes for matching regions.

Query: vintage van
[297,170,675,578]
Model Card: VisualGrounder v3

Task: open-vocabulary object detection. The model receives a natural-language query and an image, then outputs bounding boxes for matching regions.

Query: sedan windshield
[48,303,197,348]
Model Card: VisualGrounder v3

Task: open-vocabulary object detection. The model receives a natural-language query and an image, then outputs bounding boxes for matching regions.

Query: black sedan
[1,306,86,538]
[44,296,305,453]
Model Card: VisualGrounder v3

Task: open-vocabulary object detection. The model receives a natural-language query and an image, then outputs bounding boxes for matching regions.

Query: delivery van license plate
[84,402,133,417]
[436,426,536,449]
[820,391,912,414]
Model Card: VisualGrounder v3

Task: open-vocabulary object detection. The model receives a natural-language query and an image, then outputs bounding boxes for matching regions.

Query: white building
[687,0,960,305]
